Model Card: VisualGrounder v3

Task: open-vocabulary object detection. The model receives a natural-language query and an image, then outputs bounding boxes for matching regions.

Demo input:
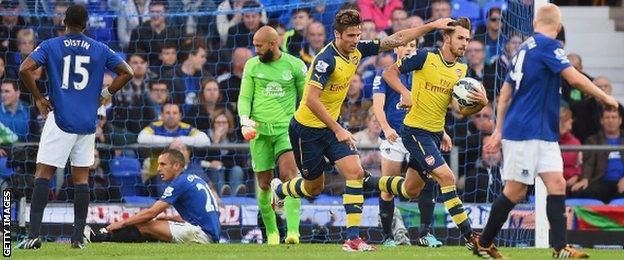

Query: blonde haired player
[476,4,617,258]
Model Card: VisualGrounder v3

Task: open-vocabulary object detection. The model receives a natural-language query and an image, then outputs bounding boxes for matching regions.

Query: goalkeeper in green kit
[238,26,307,245]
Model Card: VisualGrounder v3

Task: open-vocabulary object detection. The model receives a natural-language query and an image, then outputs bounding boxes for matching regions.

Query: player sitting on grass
[85,149,221,244]
[368,17,486,250]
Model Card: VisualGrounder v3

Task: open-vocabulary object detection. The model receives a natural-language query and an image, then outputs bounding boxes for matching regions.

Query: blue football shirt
[161,173,221,241]
[503,33,571,142]
[29,33,123,134]
[371,65,412,139]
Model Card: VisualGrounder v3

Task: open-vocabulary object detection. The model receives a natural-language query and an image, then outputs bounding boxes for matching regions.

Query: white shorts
[501,139,563,185]
[168,221,212,244]
[379,138,410,162]
[36,112,96,168]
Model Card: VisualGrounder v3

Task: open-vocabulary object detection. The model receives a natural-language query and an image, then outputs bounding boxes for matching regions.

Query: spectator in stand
[341,73,372,133]
[465,40,496,102]
[269,21,287,48]
[475,7,503,64]
[562,53,593,106]
[38,1,68,41]
[0,1,25,54]
[569,109,624,203]
[217,0,268,46]
[6,28,36,79]
[111,80,169,135]
[383,8,409,36]
[0,80,38,142]
[559,107,583,189]
[460,135,503,203]
[226,1,265,50]
[166,0,217,37]
[298,21,327,66]
[572,76,624,143]
[109,0,151,50]
[353,112,382,176]
[156,43,178,77]
[120,53,154,104]
[361,20,379,41]
[129,1,180,66]
[166,45,209,106]
[218,47,252,105]
[310,3,340,39]
[282,8,312,56]
[490,34,522,74]
[422,0,451,47]
[206,109,246,196]
[83,0,117,45]
[184,78,237,134]
[358,0,403,31]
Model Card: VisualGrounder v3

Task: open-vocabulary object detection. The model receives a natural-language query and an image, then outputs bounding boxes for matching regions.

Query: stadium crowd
[0,0,623,205]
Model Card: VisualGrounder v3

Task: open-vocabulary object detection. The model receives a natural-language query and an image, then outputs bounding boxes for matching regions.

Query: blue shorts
[289,119,357,180]
[400,126,446,179]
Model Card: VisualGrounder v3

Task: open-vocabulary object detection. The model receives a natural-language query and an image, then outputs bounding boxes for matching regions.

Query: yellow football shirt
[294,41,380,128]
[397,49,468,132]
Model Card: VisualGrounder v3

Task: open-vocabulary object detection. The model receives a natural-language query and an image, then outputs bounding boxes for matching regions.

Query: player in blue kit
[475,4,618,259]
[85,149,221,244]
[17,5,133,249]
[372,39,445,248]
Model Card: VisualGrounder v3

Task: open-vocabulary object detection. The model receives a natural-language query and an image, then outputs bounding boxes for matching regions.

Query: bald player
[238,26,307,245]
[477,4,618,258]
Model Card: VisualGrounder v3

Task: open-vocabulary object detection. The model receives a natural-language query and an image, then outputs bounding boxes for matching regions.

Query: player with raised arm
[237,26,307,245]
[372,17,486,250]
[475,4,618,259]
[271,8,456,251]
[85,149,221,244]
[372,39,444,248]
[16,4,133,249]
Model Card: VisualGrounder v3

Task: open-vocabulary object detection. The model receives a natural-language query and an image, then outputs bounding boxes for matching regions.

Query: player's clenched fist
[240,115,259,141]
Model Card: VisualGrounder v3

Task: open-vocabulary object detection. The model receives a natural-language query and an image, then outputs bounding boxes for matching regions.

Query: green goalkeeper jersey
[238,53,307,135]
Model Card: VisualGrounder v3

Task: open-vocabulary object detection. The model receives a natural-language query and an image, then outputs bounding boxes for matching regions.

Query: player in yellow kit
[271,8,455,251]
[376,17,488,251]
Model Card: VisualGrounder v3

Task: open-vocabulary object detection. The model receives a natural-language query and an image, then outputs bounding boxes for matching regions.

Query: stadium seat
[123,195,156,205]
[364,197,379,205]
[451,0,481,24]
[565,198,605,206]
[314,195,342,205]
[220,196,256,206]
[0,157,14,179]
[608,198,624,205]
[109,156,142,196]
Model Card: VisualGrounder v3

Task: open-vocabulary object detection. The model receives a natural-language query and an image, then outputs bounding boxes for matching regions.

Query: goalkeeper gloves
[240,115,258,141]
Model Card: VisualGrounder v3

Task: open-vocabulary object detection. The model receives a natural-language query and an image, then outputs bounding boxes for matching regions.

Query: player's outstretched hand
[336,127,357,151]
[484,131,501,153]
[440,132,452,152]
[601,95,619,111]
[467,86,488,106]
[106,221,123,233]
[35,97,53,118]
[383,127,399,144]
[398,92,412,110]
[430,18,456,30]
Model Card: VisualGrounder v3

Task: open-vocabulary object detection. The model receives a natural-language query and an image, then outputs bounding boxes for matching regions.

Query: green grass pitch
[10,243,624,259]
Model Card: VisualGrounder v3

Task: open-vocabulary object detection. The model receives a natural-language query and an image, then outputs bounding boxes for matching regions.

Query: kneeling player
[87,150,221,244]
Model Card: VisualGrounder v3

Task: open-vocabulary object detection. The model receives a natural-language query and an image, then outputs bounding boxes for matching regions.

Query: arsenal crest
[456,69,462,77]
[351,56,360,65]
[425,155,435,166]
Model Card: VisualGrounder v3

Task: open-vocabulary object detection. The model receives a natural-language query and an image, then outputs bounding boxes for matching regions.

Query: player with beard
[369,17,487,251]
[237,26,307,245]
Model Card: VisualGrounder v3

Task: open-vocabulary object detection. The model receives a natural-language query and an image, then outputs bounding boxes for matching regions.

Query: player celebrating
[372,39,444,248]
[476,4,617,258]
[16,4,133,249]
[271,9,455,251]
[373,17,486,250]
[238,26,307,245]
[86,150,221,244]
